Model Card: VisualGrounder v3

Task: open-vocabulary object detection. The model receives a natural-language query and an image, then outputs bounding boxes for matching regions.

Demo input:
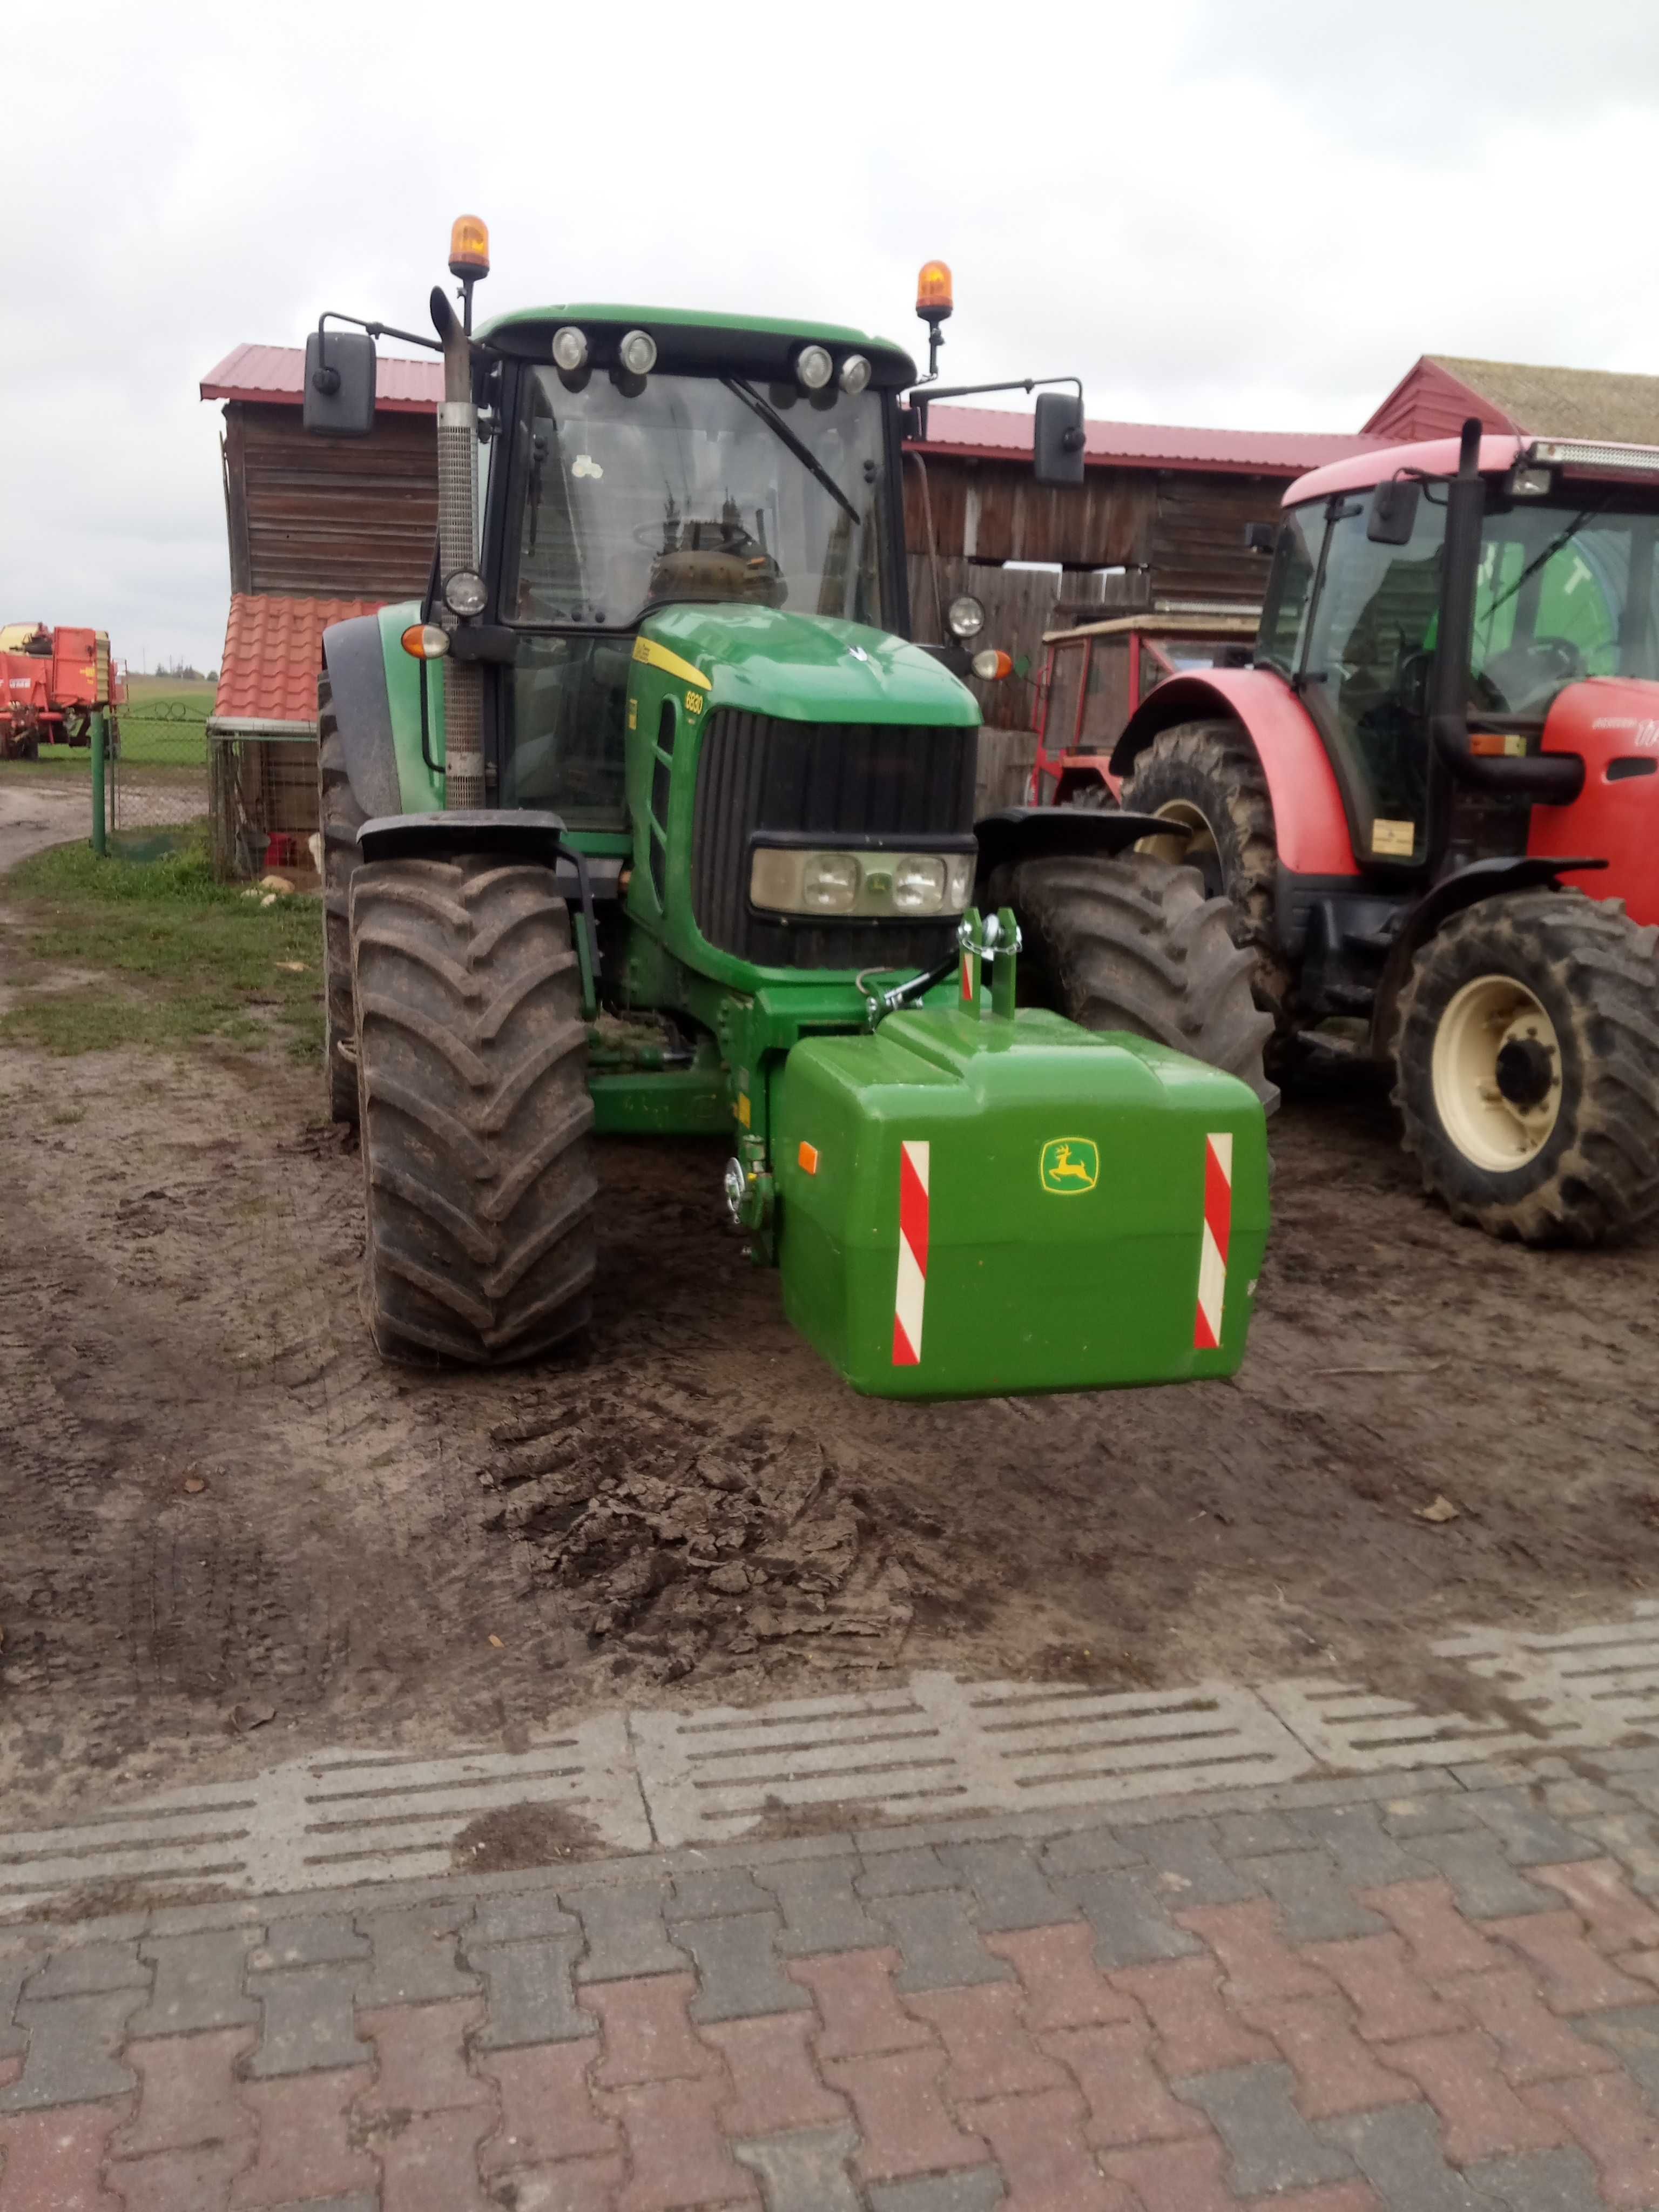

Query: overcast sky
[6,0,1657,672]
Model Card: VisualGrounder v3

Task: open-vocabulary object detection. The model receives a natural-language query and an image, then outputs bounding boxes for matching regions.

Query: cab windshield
[504,368,889,631]
[1473,492,1659,717]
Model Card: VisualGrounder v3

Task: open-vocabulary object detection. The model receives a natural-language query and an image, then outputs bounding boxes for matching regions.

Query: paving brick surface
[23,1752,1659,2206]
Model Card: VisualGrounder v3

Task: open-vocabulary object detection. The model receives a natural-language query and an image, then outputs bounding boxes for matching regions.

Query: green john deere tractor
[304,217,1272,1398]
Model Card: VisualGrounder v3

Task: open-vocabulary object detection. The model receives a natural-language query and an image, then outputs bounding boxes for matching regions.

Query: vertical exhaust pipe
[431,287,485,810]
[1427,416,1581,848]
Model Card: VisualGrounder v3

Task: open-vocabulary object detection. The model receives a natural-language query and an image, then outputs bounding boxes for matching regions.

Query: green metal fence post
[90,711,107,856]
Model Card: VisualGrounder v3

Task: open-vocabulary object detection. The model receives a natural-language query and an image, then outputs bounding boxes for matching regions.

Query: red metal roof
[200,344,443,413]
[916,405,1390,477]
[211,595,383,727]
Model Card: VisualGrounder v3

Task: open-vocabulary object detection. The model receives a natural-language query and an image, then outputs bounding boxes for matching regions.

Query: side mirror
[1367,478,1420,545]
[303,329,376,436]
[1242,522,1277,555]
[1034,392,1086,488]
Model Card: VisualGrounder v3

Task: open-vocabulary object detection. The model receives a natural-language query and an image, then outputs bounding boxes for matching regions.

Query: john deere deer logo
[1040,1138,1099,1195]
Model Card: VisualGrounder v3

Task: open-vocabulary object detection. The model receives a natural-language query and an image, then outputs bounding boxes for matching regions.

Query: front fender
[974,805,1176,884]
[1110,669,1359,879]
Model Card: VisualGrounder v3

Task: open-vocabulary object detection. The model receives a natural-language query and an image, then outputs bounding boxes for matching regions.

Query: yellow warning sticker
[1372,818,1417,858]
[1040,1137,1099,1195]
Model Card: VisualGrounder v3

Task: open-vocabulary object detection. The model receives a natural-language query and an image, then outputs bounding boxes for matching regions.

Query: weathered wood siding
[222,404,439,600]
[906,555,1061,733]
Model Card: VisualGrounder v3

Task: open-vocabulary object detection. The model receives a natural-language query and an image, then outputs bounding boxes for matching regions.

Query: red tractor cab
[1098,419,1659,1246]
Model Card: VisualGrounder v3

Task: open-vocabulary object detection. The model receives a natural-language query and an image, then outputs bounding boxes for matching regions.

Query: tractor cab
[1257,436,1659,882]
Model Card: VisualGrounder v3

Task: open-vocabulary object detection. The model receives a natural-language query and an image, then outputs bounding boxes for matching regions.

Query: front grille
[691,710,977,968]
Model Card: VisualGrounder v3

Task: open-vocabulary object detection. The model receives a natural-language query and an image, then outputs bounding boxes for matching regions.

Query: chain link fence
[103,697,210,838]
[207,729,319,881]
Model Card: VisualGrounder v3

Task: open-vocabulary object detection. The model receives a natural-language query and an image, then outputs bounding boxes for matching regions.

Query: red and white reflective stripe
[893,1139,930,1366]
[1193,1130,1233,1351]
[960,949,974,1002]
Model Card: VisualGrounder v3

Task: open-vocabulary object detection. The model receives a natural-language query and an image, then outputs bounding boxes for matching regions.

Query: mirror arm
[906,375,1082,446]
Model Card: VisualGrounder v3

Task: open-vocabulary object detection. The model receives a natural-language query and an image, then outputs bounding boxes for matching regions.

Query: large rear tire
[319,677,366,1125]
[350,854,598,1364]
[992,849,1278,1111]
[1393,889,1659,1245]
[1122,720,1292,1034]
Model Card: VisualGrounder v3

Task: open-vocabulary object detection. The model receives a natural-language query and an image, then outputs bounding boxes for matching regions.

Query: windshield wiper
[1482,497,1608,626]
[723,377,860,525]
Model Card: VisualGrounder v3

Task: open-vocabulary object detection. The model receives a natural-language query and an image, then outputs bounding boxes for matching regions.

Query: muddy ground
[2,869,1658,1829]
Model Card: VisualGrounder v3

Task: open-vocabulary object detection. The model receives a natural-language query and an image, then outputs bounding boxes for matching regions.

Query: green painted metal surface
[376,601,448,815]
[90,710,106,857]
[638,605,978,727]
[773,1006,1269,1400]
[478,305,915,386]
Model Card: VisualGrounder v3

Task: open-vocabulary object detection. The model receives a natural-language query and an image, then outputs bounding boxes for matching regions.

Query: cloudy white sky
[6,0,1657,672]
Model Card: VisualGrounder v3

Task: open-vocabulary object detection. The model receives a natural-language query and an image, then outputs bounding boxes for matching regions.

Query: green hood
[640,605,980,727]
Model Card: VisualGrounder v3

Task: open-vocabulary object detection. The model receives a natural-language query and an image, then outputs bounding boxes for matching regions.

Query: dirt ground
[3,868,1658,1830]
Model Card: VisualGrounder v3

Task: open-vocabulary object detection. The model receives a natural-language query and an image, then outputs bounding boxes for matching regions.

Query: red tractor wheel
[1122,721,1293,1035]
[1393,890,1659,1245]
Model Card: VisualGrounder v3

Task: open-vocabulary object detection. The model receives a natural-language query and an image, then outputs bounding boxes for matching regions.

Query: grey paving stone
[468,1892,579,1946]
[670,1865,778,1919]
[248,1917,370,1971]
[1136,1820,1263,1907]
[1412,1832,1559,1918]
[130,1927,262,2036]
[1243,1850,1390,1942]
[1037,1824,1144,1878]
[677,1913,811,2022]
[1378,1793,1486,1841]
[856,1848,954,1897]
[1583,2002,1659,2094]
[1292,1803,1427,1889]
[468,1936,591,2048]
[245,1964,372,2078]
[353,1901,480,2005]
[1466,2146,1604,2210]
[1572,1812,1659,1893]
[734,2121,862,2210]
[1176,2061,1355,2195]
[23,1940,150,1999]
[1466,1790,1600,1867]
[937,1839,1070,1932]
[0,1990,145,2109]
[867,2169,1006,2212]
[566,1877,691,1982]
[878,1890,1013,1993]
[758,1857,884,1956]
[1319,2103,1486,2209]
[1067,1870,1202,1968]
[1212,1810,1302,1856]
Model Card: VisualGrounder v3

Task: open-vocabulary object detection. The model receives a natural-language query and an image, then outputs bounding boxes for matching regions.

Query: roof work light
[448,215,491,279]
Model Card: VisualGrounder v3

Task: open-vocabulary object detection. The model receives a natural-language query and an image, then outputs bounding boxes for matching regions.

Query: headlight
[948,594,986,640]
[551,325,588,372]
[443,569,487,618]
[796,343,833,392]
[892,855,947,912]
[750,847,974,918]
[801,852,859,911]
[839,353,872,395]
[618,328,657,376]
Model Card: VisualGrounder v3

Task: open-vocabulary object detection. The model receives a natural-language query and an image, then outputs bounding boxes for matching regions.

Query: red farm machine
[0,624,124,760]
[1031,419,1659,1247]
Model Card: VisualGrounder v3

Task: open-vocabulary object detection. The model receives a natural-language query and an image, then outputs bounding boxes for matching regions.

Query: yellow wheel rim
[1431,973,1563,1172]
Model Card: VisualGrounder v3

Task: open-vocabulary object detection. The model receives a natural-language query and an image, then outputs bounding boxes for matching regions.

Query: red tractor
[1060,419,1659,1245]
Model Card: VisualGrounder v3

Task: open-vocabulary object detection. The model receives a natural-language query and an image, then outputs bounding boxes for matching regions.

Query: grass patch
[0,827,322,1061]
[0,686,210,774]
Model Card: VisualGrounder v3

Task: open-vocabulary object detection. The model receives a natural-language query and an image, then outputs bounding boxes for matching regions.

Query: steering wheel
[1533,635,1585,682]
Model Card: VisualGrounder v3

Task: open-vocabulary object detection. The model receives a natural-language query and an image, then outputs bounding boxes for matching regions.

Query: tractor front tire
[1393,889,1659,1245]
[1122,720,1292,1034]
[319,677,366,1124]
[993,850,1278,1111]
[350,854,598,1364]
